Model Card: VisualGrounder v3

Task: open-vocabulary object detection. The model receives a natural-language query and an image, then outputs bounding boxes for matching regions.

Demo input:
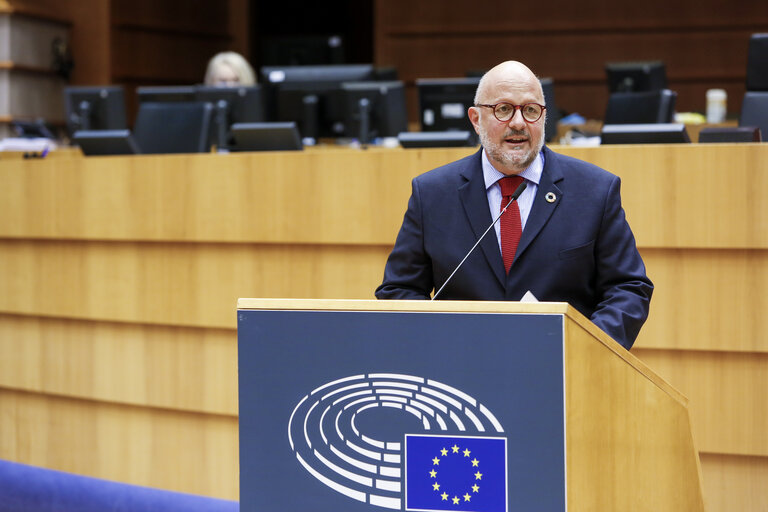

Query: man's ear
[468,106,481,134]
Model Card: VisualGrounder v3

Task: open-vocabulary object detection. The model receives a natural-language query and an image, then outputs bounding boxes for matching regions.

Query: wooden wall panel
[632,348,768,456]
[0,314,237,415]
[637,248,768,353]
[1,145,766,249]
[111,0,230,37]
[374,0,768,120]
[0,240,387,327]
[0,388,238,499]
[111,29,229,83]
[700,453,768,512]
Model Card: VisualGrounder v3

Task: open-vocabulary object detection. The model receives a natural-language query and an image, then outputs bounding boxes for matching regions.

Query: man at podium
[376,60,653,350]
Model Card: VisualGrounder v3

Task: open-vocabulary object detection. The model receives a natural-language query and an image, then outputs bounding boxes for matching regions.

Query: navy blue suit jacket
[375,147,653,349]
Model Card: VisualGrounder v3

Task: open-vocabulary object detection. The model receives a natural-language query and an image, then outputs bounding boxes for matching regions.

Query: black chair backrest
[604,89,677,124]
[746,33,768,91]
[133,102,213,154]
[740,91,768,140]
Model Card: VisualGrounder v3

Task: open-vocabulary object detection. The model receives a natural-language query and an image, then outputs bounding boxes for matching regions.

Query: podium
[237,299,705,512]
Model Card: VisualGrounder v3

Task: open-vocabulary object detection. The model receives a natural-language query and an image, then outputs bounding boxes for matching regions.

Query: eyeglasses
[475,102,546,123]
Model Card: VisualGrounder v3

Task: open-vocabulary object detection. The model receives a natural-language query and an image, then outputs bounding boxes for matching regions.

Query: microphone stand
[432,181,527,300]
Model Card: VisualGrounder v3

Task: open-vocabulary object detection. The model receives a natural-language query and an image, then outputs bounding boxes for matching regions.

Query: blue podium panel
[237,309,566,512]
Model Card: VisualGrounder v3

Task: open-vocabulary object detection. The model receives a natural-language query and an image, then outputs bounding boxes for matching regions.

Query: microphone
[432,180,527,300]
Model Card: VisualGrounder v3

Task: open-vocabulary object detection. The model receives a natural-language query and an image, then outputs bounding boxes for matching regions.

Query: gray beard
[478,122,545,173]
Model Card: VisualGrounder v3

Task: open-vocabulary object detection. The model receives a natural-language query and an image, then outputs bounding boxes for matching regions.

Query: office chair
[133,102,213,154]
[746,33,768,91]
[604,89,677,124]
[739,91,768,141]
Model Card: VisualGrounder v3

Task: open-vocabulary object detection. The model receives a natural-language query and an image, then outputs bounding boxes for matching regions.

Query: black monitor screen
[605,61,667,93]
[600,123,690,144]
[340,81,408,143]
[260,64,377,141]
[64,86,127,136]
[416,77,480,134]
[136,86,197,103]
[195,86,265,150]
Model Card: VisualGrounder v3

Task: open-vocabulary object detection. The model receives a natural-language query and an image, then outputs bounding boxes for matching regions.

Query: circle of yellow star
[464,493,472,502]
[463,448,471,457]
[429,469,437,478]
[452,496,460,505]
[451,445,460,453]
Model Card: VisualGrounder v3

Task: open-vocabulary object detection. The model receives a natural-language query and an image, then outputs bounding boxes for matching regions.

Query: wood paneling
[0,240,386,327]
[0,148,453,243]
[700,453,768,512]
[1,145,766,249]
[374,0,768,120]
[0,388,238,499]
[637,249,768,353]
[0,314,237,415]
[111,29,228,83]
[631,348,768,456]
[111,0,230,36]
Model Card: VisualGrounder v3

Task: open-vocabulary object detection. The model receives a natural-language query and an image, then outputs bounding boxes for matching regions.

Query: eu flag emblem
[405,434,507,512]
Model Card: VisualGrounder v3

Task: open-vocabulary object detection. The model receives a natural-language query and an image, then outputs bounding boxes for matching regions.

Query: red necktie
[499,175,524,273]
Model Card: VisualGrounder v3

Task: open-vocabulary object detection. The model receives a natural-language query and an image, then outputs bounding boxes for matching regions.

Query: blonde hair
[204,52,256,87]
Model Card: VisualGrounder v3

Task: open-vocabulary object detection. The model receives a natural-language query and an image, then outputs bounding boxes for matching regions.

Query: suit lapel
[458,151,507,288]
[515,147,564,262]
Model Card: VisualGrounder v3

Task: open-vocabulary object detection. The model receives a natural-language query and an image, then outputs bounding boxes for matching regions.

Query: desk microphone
[432,180,527,301]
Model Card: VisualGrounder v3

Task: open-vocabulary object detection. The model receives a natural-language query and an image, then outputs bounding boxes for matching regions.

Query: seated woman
[204,51,256,87]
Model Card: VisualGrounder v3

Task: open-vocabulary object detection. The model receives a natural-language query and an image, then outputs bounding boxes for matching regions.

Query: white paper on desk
[520,290,539,302]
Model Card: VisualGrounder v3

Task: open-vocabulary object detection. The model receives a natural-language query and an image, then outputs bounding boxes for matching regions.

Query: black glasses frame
[475,102,546,123]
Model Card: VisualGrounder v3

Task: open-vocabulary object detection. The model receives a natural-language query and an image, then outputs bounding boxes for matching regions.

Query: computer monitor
[600,123,690,144]
[136,86,197,103]
[605,61,667,93]
[416,77,479,135]
[73,129,140,156]
[397,131,474,148]
[259,64,377,142]
[339,81,408,144]
[230,122,303,151]
[64,86,127,136]
[539,78,561,143]
[195,86,266,150]
[418,75,559,142]
[604,90,677,124]
[698,126,761,143]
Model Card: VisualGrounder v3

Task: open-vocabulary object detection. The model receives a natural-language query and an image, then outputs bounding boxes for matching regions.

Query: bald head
[474,61,545,106]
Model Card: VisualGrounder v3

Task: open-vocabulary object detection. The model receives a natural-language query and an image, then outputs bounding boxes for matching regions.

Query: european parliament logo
[288,373,508,511]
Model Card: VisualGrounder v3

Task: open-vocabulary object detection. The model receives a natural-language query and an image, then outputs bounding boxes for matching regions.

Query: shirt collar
[482,148,544,190]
